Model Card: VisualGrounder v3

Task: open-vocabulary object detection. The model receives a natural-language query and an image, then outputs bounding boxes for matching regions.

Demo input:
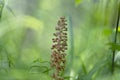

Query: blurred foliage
[108,42,120,51]
[0,0,120,80]
[75,0,82,6]
[0,0,5,19]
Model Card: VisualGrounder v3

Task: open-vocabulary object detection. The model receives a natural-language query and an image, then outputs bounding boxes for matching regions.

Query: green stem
[66,15,74,75]
[68,16,74,68]
[112,2,120,73]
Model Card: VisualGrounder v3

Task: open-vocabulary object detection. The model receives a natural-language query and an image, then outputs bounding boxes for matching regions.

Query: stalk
[68,15,74,70]
[112,2,120,73]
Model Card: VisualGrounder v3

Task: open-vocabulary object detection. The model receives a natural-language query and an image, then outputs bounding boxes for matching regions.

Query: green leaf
[118,26,120,32]
[23,15,43,32]
[29,65,49,73]
[107,42,120,51]
[64,76,71,79]
[83,58,110,80]
[6,69,52,80]
[6,5,16,17]
[102,29,112,36]
[75,0,82,6]
[114,26,120,32]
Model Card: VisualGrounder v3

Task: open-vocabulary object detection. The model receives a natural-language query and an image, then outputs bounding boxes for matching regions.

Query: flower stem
[112,2,120,74]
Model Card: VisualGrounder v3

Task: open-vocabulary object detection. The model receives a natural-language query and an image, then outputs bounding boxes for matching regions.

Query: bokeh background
[0,0,120,80]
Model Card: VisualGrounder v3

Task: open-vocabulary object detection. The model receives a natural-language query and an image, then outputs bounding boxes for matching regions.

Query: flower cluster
[51,17,67,80]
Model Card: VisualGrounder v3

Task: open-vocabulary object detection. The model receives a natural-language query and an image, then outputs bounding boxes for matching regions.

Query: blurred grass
[0,0,120,80]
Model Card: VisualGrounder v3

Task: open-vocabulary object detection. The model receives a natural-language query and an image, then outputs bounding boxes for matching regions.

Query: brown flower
[51,17,67,80]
